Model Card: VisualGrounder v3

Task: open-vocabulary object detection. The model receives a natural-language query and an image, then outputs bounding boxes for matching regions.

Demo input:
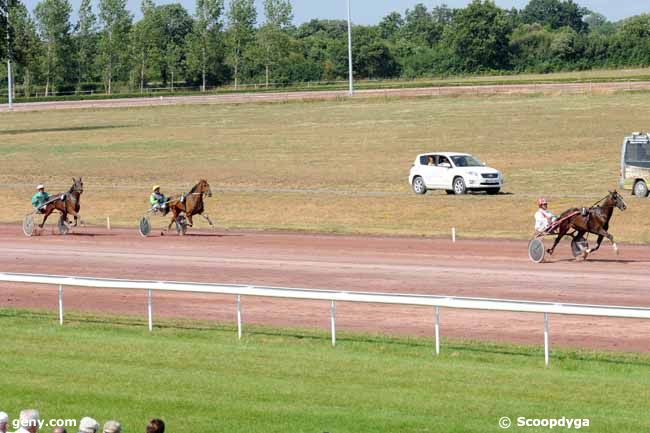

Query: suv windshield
[450,155,483,167]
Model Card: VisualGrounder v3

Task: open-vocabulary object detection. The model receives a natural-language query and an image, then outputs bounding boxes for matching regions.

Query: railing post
[58,284,64,326]
[331,300,336,347]
[544,313,549,367]
[434,306,440,356]
[147,289,153,332]
[237,295,242,340]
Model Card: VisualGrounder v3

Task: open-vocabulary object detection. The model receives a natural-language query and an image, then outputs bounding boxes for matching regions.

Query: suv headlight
[468,171,479,177]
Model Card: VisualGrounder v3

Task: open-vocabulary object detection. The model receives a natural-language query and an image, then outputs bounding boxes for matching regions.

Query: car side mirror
[482,162,487,166]
[440,163,451,169]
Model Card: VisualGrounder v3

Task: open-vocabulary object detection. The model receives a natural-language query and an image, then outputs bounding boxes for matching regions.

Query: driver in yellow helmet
[150,185,169,215]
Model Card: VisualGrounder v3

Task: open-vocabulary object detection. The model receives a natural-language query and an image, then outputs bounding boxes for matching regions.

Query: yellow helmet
[152,185,160,192]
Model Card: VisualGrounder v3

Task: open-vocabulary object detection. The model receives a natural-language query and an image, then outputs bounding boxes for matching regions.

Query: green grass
[1,309,649,433]
[1,90,650,241]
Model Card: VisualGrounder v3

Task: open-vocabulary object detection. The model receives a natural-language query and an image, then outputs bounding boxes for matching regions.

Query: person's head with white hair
[0,411,8,433]
[77,418,98,433]
[18,409,40,433]
[102,420,121,433]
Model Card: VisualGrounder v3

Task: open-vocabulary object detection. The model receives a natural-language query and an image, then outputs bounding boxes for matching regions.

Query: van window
[625,140,650,167]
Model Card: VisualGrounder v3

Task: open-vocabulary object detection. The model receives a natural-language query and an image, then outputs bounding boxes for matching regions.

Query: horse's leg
[201,213,214,227]
[39,206,53,228]
[590,229,617,255]
[186,214,194,227]
[547,226,568,255]
[167,209,177,231]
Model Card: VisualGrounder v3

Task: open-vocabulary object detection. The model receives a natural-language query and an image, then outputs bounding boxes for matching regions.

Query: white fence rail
[2,272,650,366]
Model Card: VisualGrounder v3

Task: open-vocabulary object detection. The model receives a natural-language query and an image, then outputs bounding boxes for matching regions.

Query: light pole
[4,0,12,110]
[346,0,353,96]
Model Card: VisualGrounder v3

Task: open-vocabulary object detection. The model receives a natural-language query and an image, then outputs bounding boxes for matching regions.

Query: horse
[166,179,215,232]
[546,190,627,259]
[39,177,84,229]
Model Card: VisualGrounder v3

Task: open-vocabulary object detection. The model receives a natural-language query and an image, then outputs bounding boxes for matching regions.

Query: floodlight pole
[346,0,353,96]
[4,0,12,111]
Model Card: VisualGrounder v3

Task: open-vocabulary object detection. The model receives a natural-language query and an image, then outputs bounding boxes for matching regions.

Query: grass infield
[1,90,650,241]
[0,309,649,433]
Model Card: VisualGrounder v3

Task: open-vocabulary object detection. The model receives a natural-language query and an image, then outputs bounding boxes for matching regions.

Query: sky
[19,0,650,24]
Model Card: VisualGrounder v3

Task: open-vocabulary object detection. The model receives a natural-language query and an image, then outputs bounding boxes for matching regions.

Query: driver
[534,197,556,233]
[31,184,50,213]
[150,185,169,215]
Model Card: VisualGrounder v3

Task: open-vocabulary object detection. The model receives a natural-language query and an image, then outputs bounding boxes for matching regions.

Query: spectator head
[19,409,40,433]
[78,418,99,433]
[0,412,8,433]
[52,428,67,433]
[146,419,165,433]
[102,421,121,433]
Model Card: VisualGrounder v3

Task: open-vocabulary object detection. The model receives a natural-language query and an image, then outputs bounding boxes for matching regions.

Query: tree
[153,4,193,85]
[2,0,42,97]
[611,14,650,66]
[74,0,97,91]
[98,0,132,94]
[402,3,441,47]
[378,11,402,40]
[226,0,256,88]
[522,0,588,33]
[186,0,224,91]
[130,0,158,92]
[34,0,72,96]
[258,0,292,86]
[443,0,511,72]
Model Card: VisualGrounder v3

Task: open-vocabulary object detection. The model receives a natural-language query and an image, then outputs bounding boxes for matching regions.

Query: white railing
[2,272,650,366]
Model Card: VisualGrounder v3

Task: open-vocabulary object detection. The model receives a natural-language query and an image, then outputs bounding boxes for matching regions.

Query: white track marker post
[452,227,456,243]
[434,306,440,356]
[236,295,242,340]
[147,289,153,332]
[58,284,64,325]
[544,313,550,367]
[331,300,337,347]
[106,216,111,230]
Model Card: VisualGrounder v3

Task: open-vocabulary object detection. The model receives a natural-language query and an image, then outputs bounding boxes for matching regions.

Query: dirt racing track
[1,224,650,353]
[3,80,650,112]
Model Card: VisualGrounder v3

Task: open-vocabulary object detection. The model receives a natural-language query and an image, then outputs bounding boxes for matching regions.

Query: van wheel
[633,180,648,197]
[412,177,427,195]
[453,177,467,195]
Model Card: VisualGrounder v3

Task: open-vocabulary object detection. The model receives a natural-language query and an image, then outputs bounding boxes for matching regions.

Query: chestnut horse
[39,177,84,229]
[166,179,215,232]
[547,190,627,258]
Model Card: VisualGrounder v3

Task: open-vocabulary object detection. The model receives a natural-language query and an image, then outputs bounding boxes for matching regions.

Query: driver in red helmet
[535,197,556,234]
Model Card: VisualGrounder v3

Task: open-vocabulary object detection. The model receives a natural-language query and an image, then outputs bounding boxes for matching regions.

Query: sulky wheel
[528,238,546,263]
[138,216,152,237]
[22,215,34,237]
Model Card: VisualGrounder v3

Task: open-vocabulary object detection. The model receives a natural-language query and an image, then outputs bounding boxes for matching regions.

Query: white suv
[409,152,503,195]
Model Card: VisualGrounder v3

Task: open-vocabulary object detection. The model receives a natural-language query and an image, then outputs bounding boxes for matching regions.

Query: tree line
[1,0,650,96]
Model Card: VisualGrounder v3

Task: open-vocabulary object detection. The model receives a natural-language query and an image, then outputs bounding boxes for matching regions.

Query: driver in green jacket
[31,184,50,213]
[150,185,169,215]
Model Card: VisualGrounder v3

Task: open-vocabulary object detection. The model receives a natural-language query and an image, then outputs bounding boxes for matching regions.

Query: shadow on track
[0,125,133,135]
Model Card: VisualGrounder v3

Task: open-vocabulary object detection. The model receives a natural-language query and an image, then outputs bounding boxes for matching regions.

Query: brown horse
[39,177,84,229]
[166,179,214,232]
[547,190,627,258]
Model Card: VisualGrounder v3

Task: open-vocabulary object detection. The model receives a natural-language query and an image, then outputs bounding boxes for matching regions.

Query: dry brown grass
[1,92,649,241]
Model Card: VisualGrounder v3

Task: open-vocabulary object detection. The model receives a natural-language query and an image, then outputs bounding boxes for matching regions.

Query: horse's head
[198,179,212,197]
[70,177,84,194]
[609,190,627,211]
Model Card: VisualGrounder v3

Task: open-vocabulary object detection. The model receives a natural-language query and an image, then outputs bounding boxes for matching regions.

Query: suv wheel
[633,180,649,197]
[412,176,427,195]
[453,177,467,195]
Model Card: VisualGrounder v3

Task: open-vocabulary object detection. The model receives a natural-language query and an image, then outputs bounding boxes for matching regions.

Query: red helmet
[537,197,548,207]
